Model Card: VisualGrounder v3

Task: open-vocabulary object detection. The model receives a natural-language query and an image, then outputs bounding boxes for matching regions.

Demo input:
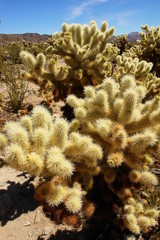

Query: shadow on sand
[0,175,39,226]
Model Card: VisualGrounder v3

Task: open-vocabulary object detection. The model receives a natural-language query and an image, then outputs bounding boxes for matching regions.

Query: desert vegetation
[0,21,160,239]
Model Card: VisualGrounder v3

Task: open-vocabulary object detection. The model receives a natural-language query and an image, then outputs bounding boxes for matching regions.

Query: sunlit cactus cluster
[67,73,160,233]
[115,34,130,55]
[1,73,160,233]
[0,20,160,236]
[115,55,153,81]
[20,21,119,101]
[0,105,102,216]
[126,24,160,77]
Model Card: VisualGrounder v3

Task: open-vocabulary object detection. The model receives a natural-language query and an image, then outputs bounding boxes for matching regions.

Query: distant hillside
[0,33,50,45]
[127,32,140,42]
[0,32,140,45]
[110,32,140,43]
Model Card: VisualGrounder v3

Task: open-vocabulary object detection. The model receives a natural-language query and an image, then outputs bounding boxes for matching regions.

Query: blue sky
[0,0,160,35]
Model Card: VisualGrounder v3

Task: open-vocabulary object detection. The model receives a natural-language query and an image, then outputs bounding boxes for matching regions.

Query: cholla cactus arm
[20,115,32,136]
[4,122,30,150]
[20,51,70,83]
[64,182,84,213]
[46,146,74,178]
[49,118,69,150]
[31,105,53,130]
[45,182,68,207]
[138,171,158,186]
[20,51,37,70]
[64,132,103,168]
[67,74,160,233]
[4,143,27,171]
[32,128,50,156]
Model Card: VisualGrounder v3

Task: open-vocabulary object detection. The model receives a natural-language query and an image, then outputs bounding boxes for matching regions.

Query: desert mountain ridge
[0,32,140,45]
[0,33,50,44]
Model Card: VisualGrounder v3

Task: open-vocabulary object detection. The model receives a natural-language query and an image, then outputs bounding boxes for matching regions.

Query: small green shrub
[1,63,29,112]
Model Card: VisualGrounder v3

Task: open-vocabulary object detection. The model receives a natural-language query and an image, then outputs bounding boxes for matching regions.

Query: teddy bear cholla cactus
[115,55,160,100]
[115,34,130,55]
[0,105,102,215]
[138,25,160,69]
[67,74,160,234]
[123,196,159,234]
[20,20,118,101]
[127,24,160,77]
[48,20,117,83]
[115,55,153,81]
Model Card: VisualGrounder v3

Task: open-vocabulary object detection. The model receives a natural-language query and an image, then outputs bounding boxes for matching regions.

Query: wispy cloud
[118,0,134,4]
[68,0,109,20]
[102,9,137,27]
[116,10,136,26]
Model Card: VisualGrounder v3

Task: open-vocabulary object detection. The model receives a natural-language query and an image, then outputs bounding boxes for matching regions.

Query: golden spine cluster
[1,20,160,235]
[0,105,102,214]
[20,21,118,101]
[67,74,160,233]
[115,55,153,81]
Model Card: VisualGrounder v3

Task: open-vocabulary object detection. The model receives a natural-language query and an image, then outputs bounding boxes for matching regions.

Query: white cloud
[117,10,136,26]
[101,9,137,27]
[68,0,109,19]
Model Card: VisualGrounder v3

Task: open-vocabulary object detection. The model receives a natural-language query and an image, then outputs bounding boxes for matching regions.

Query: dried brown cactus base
[35,176,123,238]
[42,203,83,229]
[36,197,95,229]
[36,176,160,240]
